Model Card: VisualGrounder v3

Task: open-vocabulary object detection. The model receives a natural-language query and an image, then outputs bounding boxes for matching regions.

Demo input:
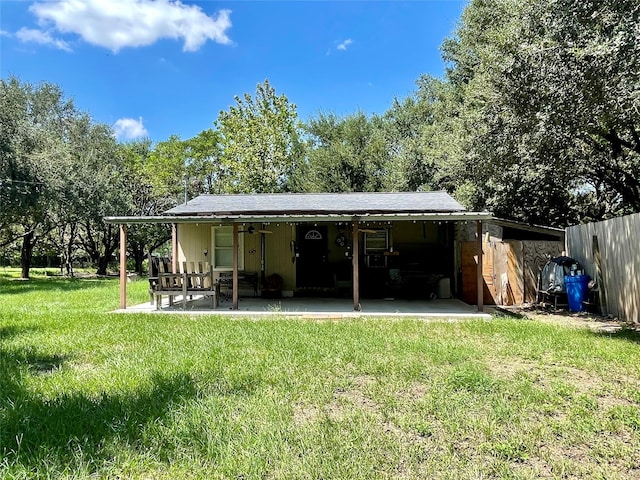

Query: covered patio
[118,295,492,319]
[106,191,492,315]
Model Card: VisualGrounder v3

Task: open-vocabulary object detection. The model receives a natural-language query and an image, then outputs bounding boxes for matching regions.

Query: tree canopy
[429,0,640,225]
[2,0,638,273]
[216,80,304,193]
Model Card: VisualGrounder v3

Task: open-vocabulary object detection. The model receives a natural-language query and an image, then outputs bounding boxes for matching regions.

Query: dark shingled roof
[164,191,466,216]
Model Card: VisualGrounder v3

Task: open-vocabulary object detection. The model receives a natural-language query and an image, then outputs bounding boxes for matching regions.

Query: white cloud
[0,30,11,37]
[113,117,148,140]
[16,27,72,51]
[27,0,232,52]
[337,38,353,51]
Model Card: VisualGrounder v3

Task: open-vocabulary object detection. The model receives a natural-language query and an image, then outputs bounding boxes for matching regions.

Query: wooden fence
[566,213,640,324]
[461,240,563,306]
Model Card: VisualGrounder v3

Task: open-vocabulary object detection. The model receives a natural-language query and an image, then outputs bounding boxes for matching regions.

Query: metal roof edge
[105,212,493,224]
[193,190,452,198]
[490,217,565,235]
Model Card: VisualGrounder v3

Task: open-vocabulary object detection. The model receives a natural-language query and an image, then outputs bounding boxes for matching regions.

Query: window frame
[211,226,244,271]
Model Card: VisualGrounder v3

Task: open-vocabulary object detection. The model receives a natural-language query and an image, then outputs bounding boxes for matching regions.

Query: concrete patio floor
[117,295,492,319]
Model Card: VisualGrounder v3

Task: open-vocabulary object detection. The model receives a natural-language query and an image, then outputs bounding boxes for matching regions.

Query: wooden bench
[218,271,259,300]
[153,267,220,310]
[148,256,172,304]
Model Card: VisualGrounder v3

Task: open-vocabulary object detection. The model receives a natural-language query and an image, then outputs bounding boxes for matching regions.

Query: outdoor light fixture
[203,249,208,257]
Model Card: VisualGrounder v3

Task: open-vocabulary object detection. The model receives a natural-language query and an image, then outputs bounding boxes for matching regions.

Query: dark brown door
[296,226,330,288]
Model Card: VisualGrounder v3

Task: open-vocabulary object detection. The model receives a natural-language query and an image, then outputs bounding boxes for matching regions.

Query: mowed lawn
[1,270,639,479]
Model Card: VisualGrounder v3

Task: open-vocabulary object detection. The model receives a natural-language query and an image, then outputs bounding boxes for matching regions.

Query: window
[211,226,244,270]
[364,229,388,268]
[364,229,388,254]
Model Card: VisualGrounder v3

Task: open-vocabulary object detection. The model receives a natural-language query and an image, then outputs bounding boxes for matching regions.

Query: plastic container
[437,278,451,299]
[564,275,590,312]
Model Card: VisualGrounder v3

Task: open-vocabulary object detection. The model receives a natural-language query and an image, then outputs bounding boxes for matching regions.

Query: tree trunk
[65,223,77,277]
[134,254,144,276]
[86,223,118,276]
[64,256,74,277]
[20,231,36,279]
[96,255,109,276]
[128,242,146,275]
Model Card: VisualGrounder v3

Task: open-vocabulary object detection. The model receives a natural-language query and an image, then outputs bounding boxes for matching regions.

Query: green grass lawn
[1,269,639,479]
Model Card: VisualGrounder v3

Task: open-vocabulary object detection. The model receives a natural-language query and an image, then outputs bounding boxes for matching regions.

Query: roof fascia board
[105,212,494,224]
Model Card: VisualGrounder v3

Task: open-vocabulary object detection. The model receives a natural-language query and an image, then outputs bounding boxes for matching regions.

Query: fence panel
[566,213,640,324]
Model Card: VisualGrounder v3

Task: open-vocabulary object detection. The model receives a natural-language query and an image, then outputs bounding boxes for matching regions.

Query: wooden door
[461,242,495,305]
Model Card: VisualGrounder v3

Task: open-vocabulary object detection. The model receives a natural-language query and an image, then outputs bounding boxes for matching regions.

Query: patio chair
[148,256,171,304]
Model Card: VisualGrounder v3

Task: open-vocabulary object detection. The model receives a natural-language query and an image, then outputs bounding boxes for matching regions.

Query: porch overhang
[105,211,494,224]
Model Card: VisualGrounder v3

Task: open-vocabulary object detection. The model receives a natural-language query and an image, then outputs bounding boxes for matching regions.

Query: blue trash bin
[564,275,590,312]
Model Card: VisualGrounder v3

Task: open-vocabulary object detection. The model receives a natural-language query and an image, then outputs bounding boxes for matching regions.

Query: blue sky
[1,1,466,142]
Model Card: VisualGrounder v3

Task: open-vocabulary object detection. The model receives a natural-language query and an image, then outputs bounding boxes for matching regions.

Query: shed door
[461,241,496,305]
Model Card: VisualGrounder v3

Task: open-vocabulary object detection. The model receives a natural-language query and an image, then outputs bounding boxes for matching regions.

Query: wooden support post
[476,220,484,312]
[592,235,606,312]
[171,223,178,274]
[352,221,360,311]
[119,224,127,310]
[232,223,239,310]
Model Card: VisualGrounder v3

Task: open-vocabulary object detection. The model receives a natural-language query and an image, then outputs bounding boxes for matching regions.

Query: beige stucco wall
[177,223,296,291]
[326,223,354,263]
[177,224,211,269]
[177,221,454,294]
[263,223,295,291]
[390,221,439,245]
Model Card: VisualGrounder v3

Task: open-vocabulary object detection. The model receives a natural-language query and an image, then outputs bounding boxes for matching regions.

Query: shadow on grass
[0,325,41,340]
[588,326,640,344]
[490,307,528,319]
[0,276,117,296]
[0,325,199,473]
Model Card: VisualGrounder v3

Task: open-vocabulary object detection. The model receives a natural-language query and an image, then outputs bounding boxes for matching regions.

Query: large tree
[65,116,125,276]
[216,80,304,193]
[0,76,79,278]
[0,76,136,277]
[380,77,443,192]
[297,112,389,192]
[433,0,640,225]
[120,139,172,274]
[184,129,224,194]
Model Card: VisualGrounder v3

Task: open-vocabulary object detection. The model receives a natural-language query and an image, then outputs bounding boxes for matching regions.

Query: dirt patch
[326,385,378,422]
[597,395,638,410]
[550,364,602,392]
[399,382,429,400]
[292,403,320,426]
[350,374,376,389]
[330,379,431,446]
[510,307,629,333]
[487,357,604,395]
[334,386,378,411]
[295,375,431,447]
[487,358,541,379]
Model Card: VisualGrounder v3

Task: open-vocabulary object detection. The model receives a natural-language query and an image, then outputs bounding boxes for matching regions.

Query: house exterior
[106,191,493,311]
